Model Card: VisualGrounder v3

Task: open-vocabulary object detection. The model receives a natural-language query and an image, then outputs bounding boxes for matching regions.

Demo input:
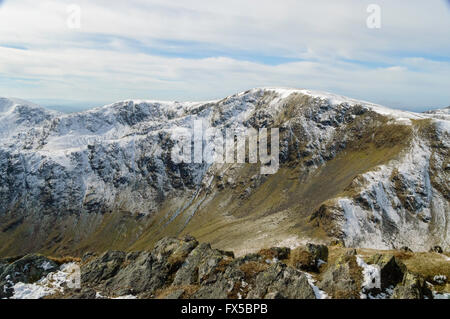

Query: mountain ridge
[0,88,448,257]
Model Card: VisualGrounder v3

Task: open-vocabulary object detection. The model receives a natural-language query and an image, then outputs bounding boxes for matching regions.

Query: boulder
[318,255,362,299]
[291,249,317,272]
[400,246,413,253]
[81,251,126,287]
[191,254,263,299]
[172,243,231,286]
[306,243,328,263]
[392,272,433,299]
[366,254,406,290]
[430,246,443,254]
[247,263,316,299]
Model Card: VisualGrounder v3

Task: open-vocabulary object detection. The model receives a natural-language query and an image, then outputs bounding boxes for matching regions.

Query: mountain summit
[0,89,448,256]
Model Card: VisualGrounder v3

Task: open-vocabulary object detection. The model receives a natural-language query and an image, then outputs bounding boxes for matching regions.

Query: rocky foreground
[1,236,449,299]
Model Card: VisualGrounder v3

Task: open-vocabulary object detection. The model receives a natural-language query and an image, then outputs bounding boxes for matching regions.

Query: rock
[172,242,231,286]
[433,275,447,285]
[366,254,406,290]
[392,272,433,299]
[318,255,362,299]
[81,252,97,263]
[430,246,443,254]
[329,239,345,248]
[0,262,6,276]
[81,236,199,297]
[0,254,58,299]
[66,288,98,299]
[291,249,316,272]
[246,263,316,299]
[306,243,328,263]
[81,251,126,287]
[163,289,185,299]
[291,244,328,272]
[182,234,196,242]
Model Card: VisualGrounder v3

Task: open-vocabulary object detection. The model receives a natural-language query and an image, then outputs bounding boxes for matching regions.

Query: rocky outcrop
[246,263,315,299]
[318,254,363,299]
[75,237,317,299]
[392,272,433,299]
[82,236,199,297]
[0,254,58,298]
[1,237,448,299]
[366,254,406,290]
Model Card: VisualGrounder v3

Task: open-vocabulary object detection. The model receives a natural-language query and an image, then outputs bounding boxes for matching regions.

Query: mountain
[0,89,448,257]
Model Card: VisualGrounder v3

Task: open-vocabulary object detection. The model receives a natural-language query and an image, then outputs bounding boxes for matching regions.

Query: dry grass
[239,261,269,281]
[288,247,315,271]
[48,256,81,265]
[258,249,278,260]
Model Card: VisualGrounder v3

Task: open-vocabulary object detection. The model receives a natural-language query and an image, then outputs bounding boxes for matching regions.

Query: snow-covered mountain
[0,89,448,256]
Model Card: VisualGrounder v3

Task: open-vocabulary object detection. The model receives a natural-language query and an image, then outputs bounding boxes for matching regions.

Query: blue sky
[0,0,449,112]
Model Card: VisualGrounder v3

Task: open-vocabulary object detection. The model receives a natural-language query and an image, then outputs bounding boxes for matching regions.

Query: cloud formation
[0,0,449,111]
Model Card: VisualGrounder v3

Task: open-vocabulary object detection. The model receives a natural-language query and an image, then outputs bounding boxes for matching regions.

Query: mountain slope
[0,89,448,257]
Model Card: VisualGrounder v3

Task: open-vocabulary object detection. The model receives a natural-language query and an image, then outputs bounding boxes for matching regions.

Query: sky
[0,0,449,112]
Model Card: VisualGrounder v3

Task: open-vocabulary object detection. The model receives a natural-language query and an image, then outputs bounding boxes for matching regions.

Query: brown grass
[48,256,81,265]
[288,247,315,271]
[239,261,269,280]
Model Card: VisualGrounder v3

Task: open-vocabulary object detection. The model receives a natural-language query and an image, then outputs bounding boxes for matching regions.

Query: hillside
[0,89,448,257]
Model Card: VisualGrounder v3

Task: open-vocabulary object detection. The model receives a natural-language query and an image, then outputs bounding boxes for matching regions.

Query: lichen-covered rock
[392,272,433,299]
[291,249,317,272]
[246,263,315,299]
[81,251,126,287]
[172,243,231,286]
[0,254,58,298]
[318,255,362,299]
[306,243,328,263]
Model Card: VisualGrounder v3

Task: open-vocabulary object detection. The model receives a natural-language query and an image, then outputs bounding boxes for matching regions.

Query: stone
[246,263,316,299]
[366,254,406,290]
[392,272,433,299]
[81,251,126,287]
[318,255,362,299]
[306,243,328,263]
[430,246,443,254]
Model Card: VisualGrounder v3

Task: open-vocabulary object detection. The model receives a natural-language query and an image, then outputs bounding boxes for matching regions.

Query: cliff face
[0,89,448,256]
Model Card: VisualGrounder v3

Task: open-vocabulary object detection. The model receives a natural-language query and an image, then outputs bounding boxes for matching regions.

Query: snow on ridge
[0,97,37,114]
[254,87,433,124]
